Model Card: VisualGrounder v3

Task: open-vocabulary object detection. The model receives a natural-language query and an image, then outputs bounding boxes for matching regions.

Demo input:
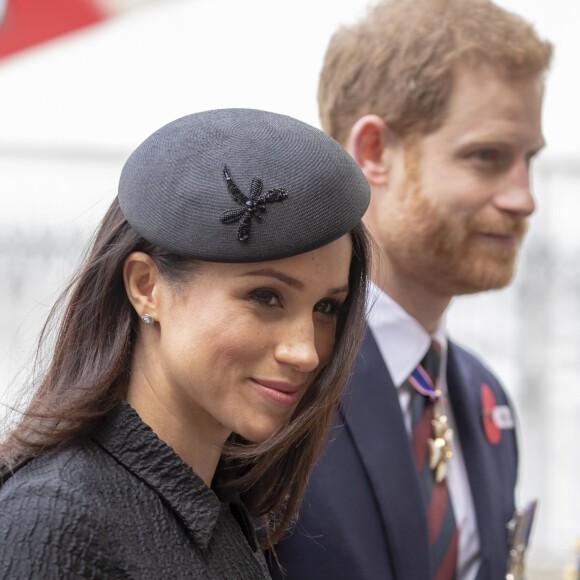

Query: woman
[0,108,371,579]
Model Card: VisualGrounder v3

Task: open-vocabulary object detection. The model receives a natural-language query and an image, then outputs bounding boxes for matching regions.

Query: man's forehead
[435,63,544,139]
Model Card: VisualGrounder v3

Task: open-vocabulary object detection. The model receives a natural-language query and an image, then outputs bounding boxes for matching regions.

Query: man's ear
[123,252,161,320]
[345,114,399,187]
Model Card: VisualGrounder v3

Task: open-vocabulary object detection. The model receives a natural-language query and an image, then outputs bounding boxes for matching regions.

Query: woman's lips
[251,379,304,406]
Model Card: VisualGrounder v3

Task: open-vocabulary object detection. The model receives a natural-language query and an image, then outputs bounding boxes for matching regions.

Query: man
[269,0,552,578]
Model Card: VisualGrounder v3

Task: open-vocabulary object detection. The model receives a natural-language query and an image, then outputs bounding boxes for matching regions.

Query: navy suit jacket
[270,330,518,580]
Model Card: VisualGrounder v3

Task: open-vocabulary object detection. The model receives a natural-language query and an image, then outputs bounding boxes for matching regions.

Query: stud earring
[141,313,154,325]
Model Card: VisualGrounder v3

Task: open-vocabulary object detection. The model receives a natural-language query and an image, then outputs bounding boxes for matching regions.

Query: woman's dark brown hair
[0,197,371,548]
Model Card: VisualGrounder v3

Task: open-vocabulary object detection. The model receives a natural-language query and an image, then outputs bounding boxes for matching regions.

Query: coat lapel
[340,329,430,579]
[446,342,510,579]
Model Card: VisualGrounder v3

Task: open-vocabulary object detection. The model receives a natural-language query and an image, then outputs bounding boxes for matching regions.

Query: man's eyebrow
[243,269,349,295]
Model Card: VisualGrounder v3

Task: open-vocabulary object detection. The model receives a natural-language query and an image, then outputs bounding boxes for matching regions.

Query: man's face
[371,62,545,299]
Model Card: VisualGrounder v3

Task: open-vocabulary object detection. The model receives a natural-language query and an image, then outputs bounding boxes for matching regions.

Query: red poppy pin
[481,383,502,445]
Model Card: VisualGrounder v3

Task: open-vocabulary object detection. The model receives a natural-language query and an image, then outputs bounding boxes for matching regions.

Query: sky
[0,0,576,152]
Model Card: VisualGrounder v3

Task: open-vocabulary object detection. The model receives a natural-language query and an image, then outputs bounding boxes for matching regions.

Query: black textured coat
[0,403,270,579]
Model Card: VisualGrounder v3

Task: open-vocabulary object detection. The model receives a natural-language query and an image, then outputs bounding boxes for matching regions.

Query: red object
[481,383,501,445]
[0,0,107,59]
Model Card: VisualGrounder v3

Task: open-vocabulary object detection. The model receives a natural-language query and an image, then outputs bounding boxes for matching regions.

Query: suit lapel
[340,329,430,579]
[446,343,505,578]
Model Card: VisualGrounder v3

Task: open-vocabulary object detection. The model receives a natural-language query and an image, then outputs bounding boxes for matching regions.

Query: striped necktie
[408,341,459,580]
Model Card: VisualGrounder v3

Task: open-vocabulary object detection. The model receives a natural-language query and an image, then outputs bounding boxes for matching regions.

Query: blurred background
[0,0,578,576]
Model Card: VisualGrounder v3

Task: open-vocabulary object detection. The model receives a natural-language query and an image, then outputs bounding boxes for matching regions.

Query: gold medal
[427,391,454,482]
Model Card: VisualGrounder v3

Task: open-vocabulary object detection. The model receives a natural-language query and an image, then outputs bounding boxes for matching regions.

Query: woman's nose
[274,319,320,373]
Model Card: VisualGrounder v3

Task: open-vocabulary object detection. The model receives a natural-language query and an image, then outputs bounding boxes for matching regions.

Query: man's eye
[525,151,539,166]
[476,149,499,162]
[250,289,280,306]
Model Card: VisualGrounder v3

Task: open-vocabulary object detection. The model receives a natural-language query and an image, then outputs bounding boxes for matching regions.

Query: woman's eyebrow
[243,268,349,295]
[243,268,304,290]
[328,285,350,295]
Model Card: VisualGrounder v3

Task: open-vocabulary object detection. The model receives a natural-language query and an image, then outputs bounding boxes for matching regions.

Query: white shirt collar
[367,282,448,388]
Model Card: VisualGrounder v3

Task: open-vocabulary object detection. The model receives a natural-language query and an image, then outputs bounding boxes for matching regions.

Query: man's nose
[493,161,536,217]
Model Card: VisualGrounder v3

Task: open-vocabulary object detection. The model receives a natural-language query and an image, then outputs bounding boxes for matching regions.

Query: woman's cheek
[315,324,337,369]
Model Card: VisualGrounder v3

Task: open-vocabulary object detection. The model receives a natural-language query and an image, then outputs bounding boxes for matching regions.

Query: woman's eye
[250,289,281,306]
[314,300,341,316]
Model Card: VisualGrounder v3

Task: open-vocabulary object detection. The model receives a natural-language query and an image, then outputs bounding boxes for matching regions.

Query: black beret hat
[118,108,370,262]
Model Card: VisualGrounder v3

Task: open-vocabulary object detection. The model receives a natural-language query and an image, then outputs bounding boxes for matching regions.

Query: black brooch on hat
[220,166,288,242]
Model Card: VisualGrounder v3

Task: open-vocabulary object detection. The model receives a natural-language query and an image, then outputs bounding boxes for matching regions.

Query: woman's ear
[123,252,161,319]
[345,114,399,187]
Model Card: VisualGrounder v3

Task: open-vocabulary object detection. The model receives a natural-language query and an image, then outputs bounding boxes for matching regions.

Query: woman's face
[147,234,353,445]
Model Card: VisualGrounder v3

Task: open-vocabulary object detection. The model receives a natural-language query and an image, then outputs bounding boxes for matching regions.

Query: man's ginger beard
[380,145,528,298]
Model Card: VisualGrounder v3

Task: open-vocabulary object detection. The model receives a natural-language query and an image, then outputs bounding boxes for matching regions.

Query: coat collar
[91,402,222,550]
